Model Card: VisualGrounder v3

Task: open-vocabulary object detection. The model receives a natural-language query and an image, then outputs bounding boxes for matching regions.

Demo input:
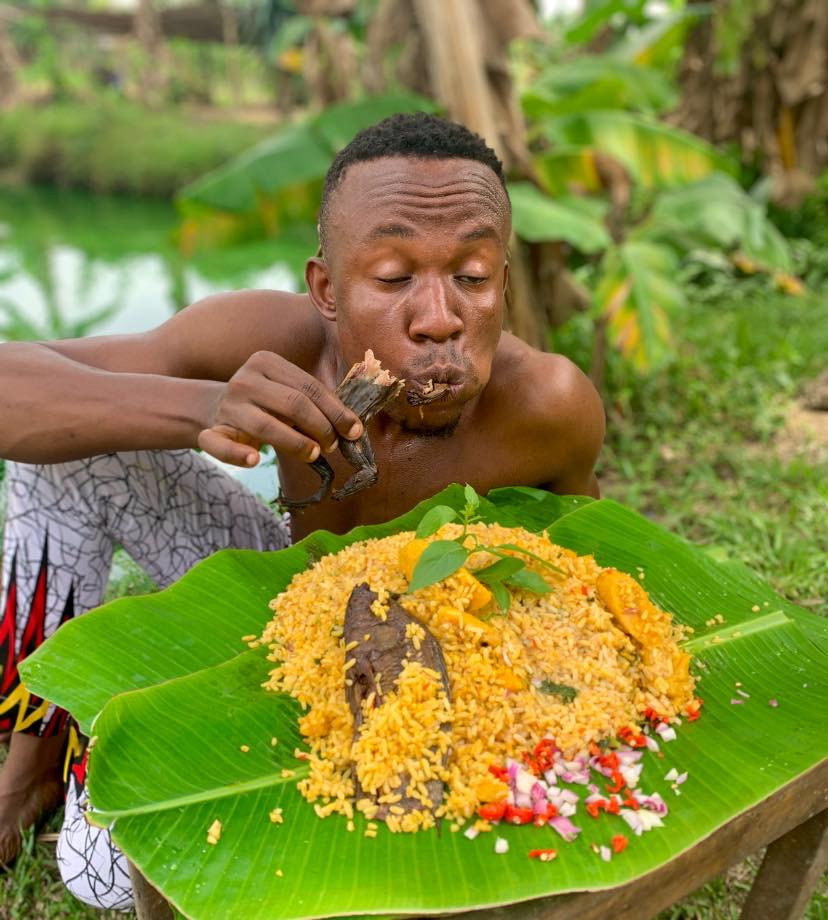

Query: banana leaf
[537,111,734,189]
[20,485,828,920]
[508,182,610,252]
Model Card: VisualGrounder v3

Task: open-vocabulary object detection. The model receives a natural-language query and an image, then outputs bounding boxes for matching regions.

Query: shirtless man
[0,113,603,905]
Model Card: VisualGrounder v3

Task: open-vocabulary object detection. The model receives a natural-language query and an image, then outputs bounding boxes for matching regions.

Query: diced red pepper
[606,796,620,815]
[686,698,704,722]
[532,802,558,825]
[522,751,541,776]
[605,771,626,794]
[622,795,639,811]
[611,834,628,854]
[477,801,507,822]
[586,799,605,819]
[504,804,534,825]
[488,764,509,781]
[533,738,557,773]
[589,742,602,757]
[529,848,558,862]
[580,584,589,596]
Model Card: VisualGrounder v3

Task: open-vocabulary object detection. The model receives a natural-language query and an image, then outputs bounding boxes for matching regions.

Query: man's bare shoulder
[488,333,605,495]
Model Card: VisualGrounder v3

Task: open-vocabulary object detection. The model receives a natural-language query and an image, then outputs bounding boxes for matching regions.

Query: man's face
[311,156,510,433]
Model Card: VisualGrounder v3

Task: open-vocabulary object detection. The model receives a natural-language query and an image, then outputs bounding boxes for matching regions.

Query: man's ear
[305,257,336,321]
[502,260,510,296]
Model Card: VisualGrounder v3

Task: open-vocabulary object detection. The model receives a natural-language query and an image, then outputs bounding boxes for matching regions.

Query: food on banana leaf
[262,522,699,837]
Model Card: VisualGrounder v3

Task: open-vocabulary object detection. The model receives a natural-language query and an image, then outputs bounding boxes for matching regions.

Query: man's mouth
[404,367,465,406]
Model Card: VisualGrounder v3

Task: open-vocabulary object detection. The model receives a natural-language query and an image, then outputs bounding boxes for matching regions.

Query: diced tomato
[580,585,589,596]
[477,802,507,822]
[586,799,605,819]
[623,795,639,811]
[504,804,534,825]
[488,764,508,781]
[611,834,628,854]
[606,796,620,815]
[529,848,558,861]
[605,771,626,794]
[533,738,557,773]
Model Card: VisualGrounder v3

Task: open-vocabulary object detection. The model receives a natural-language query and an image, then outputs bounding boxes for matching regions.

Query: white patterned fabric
[0,450,291,909]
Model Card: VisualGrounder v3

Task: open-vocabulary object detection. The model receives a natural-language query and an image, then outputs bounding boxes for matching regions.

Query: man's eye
[456,275,488,285]
[377,276,410,285]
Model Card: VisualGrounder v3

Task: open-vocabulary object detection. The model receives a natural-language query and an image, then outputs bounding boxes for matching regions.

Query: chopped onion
[559,802,577,818]
[494,837,509,855]
[730,698,744,705]
[655,723,677,741]
[664,768,679,782]
[464,826,479,840]
[768,698,779,707]
[644,735,660,753]
[599,845,612,862]
[675,772,688,785]
[549,815,581,842]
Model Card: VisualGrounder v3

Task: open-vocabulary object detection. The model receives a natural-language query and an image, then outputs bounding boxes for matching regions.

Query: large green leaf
[594,240,685,371]
[178,94,438,214]
[522,56,676,120]
[538,111,734,189]
[508,181,610,252]
[635,173,792,272]
[20,487,828,920]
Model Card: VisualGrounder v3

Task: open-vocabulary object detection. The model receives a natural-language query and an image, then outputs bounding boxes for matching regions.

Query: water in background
[0,185,312,340]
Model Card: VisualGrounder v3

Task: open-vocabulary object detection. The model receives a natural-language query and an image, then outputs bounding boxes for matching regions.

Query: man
[0,113,604,906]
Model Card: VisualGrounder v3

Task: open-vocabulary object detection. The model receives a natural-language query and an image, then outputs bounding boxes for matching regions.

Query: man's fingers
[252,354,363,441]
[297,377,364,441]
[198,428,261,467]
[255,383,342,452]
[227,407,323,462]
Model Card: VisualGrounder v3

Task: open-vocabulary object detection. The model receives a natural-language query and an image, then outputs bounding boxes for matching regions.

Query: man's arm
[0,290,361,465]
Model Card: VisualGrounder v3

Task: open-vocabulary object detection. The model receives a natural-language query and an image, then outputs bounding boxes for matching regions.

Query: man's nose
[407,280,464,343]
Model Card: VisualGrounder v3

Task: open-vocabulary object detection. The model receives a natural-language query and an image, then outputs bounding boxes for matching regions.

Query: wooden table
[130,758,828,920]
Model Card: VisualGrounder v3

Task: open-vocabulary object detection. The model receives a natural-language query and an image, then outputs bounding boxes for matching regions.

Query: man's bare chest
[282,420,541,539]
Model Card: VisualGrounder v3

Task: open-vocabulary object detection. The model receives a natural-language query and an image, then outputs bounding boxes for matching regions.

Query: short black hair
[318,112,507,253]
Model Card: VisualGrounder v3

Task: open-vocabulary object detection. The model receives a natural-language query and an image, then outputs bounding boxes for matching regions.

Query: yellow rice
[262,522,695,831]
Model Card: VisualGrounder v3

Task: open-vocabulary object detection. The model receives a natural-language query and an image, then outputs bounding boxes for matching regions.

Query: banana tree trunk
[674,0,828,206]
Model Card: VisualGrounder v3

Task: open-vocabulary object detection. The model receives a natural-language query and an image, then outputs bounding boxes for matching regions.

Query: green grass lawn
[1,283,826,918]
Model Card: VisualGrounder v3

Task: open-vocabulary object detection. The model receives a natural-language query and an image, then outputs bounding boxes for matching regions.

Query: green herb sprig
[408,485,563,611]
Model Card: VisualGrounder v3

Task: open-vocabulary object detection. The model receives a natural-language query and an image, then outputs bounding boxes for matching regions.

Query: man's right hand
[197,351,363,468]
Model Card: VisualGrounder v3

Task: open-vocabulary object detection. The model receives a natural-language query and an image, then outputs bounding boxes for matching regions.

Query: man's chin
[387,399,466,436]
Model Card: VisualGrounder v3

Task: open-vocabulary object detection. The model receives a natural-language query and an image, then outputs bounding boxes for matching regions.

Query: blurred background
[0,1,826,916]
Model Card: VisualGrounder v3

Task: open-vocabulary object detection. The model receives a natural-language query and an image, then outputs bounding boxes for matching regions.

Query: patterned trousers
[0,450,291,910]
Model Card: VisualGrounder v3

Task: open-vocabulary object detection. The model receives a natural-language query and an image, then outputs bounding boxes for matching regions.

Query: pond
[0,185,313,340]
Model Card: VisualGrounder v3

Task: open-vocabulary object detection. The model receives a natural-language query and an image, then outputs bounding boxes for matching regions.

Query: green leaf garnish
[409,540,470,592]
[506,568,552,594]
[464,484,480,509]
[489,580,511,611]
[474,557,524,584]
[538,680,578,702]
[415,505,458,539]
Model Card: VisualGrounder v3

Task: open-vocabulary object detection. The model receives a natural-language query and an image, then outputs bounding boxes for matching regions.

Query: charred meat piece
[278,351,404,511]
[405,379,452,406]
[343,583,451,819]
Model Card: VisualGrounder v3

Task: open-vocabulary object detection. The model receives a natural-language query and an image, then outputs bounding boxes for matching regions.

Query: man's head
[307,113,512,434]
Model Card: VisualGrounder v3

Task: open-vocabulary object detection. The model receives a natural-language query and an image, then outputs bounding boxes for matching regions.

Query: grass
[0,101,271,198]
[0,277,826,916]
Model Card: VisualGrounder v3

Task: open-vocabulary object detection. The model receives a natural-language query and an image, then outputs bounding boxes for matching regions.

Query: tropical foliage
[20,485,828,920]
[173,1,801,377]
